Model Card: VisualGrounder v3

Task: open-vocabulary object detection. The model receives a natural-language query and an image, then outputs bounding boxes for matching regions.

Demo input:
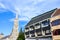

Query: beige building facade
[50,8,60,40]
[25,8,60,40]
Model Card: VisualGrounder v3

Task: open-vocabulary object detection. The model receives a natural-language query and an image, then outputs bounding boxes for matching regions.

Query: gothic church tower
[0,11,19,40]
[9,13,19,40]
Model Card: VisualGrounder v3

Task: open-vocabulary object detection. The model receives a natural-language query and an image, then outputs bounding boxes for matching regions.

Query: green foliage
[17,28,25,40]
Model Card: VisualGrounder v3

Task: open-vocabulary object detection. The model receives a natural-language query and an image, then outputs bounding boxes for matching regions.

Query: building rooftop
[25,8,57,27]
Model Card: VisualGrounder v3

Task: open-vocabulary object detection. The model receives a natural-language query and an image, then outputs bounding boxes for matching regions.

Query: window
[51,19,60,26]
[42,21,49,25]
[53,29,60,35]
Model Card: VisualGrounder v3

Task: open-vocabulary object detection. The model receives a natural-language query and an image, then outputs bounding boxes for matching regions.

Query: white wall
[25,38,52,40]
[25,38,36,40]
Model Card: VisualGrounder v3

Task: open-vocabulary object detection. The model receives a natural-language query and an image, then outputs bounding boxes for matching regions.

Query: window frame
[51,19,60,26]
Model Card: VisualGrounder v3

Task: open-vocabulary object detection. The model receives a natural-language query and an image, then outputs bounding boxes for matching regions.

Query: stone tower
[9,13,19,40]
[0,12,19,40]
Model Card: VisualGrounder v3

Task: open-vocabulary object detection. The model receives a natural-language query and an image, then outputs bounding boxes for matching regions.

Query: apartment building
[25,8,58,40]
[50,8,60,40]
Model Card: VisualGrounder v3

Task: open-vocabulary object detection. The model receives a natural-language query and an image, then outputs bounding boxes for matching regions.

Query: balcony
[35,28,41,32]
[45,30,51,35]
[42,30,51,37]
[41,24,49,27]
[31,34,35,37]
[30,30,35,34]
[25,31,29,35]
[42,31,45,36]
[35,23,40,29]
[41,20,50,28]
[30,25,34,28]
[29,25,34,31]
[25,35,30,38]
[35,28,42,37]
[26,35,29,38]
[35,25,40,29]
[42,25,50,31]
[25,27,29,32]
[29,28,34,31]
[25,29,29,32]
[37,32,42,36]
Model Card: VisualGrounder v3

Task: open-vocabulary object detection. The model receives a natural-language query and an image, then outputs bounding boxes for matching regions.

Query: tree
[17,28,25,40]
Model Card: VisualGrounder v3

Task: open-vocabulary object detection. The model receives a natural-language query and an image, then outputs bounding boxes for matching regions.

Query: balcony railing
[42,31,45,36]
[29,28,34,31]
[31,34,35,37]
[42,30,51,36]
[37,32,42,36]
[41,24,49,27]
[25,30,29,32]
[45,32,51,35]
[37,34,42,36]
[45,30,51,35]
[35,28,41,32]
[42,25,50,31]
[41,20,50,27]
[25,31,29,35]
[30,30,35,34]
[25,35,30,38]
[26,35,29,38]
[35,26,40,29]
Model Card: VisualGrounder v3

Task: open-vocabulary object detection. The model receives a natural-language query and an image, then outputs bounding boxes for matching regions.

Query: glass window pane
[51,19,60,26]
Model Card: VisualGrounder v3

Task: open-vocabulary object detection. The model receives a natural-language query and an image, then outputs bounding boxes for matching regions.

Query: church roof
[0,35,10,40]
[0,33,4,35]
[25,8,57,27]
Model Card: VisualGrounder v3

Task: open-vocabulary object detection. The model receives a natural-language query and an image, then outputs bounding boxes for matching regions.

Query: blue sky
[0,0,60,36]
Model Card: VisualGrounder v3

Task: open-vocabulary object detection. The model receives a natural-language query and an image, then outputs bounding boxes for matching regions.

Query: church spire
[10,12,19,40]
[15,8,19,19]
[16,13,18,19]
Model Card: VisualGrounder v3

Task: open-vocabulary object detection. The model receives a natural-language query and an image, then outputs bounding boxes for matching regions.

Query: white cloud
[32,0,45,5]
[19,16,30,21]
[0,3,6,8]
[0,0,60,22]
[0,3,8,13]
[10,16,30,22]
